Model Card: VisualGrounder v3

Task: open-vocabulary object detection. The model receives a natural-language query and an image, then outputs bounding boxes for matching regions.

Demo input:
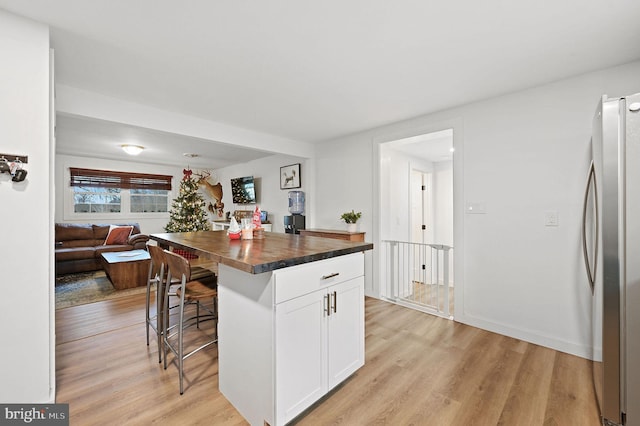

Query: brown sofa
[55,223,149,275]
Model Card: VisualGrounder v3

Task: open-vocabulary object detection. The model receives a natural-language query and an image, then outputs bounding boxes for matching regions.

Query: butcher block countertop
[299,228,366,242]
[150,231,373,274]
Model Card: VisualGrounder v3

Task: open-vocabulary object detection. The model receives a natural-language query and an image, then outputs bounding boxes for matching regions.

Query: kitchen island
[150,231,373,425]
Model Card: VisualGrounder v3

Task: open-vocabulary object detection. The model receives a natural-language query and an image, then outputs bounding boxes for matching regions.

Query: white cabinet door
[275,290,328,425]
[274,256,365,425]
[327,276,365,389]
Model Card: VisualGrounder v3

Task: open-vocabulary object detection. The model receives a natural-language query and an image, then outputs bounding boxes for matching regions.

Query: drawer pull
[321,272,340,280]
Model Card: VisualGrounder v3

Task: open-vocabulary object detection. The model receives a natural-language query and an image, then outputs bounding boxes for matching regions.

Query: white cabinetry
[218,252,365,426]
[327,278,364,388]
[275,276,364,425]
[275,290,326,421]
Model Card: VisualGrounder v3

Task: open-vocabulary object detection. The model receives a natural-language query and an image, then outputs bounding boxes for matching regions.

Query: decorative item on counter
[340,210,362,233]
[228,217,241,240]
[252,205,262,228]
[240,217,253,240]
[252,205,265,239]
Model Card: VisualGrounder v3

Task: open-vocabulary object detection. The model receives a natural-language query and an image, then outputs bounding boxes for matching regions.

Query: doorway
[378,128,454,318]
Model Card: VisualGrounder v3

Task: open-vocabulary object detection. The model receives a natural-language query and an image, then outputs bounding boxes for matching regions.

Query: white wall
[55,154,184,233]
[0,10,53,402]
[315,60,640,358]
[212,154,311,233]
[315,134,376,295]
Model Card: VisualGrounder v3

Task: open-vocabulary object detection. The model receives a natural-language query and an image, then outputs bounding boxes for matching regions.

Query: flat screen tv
[231,176,256,204]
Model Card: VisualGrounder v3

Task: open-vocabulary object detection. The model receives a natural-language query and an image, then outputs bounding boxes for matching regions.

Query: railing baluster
[381,240,453,319]
[443,246,450,317]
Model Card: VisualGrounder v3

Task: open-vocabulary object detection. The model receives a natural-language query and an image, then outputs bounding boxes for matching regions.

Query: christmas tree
[164,169,211,232]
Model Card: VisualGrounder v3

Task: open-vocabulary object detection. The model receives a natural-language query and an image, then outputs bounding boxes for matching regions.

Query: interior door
[410,170,433,289]
[410,170,433,244]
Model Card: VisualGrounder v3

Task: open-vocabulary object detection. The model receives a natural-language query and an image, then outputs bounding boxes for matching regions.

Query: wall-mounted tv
[231,176,256,204]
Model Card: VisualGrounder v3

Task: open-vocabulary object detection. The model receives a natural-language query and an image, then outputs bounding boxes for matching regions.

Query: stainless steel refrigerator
[583,93,640,426]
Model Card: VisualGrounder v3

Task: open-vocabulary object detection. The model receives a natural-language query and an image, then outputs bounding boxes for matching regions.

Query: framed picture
[280,163,301,189]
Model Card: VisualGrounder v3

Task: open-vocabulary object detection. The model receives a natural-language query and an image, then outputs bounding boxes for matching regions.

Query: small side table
[299,228,365,242]
[100,249,151,290]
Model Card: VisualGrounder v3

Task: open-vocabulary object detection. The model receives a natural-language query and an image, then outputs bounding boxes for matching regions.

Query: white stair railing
[381,240,453,319]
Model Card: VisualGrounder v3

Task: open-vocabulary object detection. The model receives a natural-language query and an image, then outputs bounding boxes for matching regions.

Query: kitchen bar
[150,231,373,425]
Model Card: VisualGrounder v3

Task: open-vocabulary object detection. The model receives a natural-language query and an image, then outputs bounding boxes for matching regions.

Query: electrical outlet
[544,211,559,227]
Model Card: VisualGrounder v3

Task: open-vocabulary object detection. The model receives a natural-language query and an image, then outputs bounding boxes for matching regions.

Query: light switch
[465,202,486,214]
[544,211,559,227]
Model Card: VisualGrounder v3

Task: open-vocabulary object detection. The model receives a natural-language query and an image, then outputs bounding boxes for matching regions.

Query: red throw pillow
[104,225,133,245]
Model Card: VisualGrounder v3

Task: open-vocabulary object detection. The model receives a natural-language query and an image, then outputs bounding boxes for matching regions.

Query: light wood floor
[55,293,600,425]
[401,281,455,315]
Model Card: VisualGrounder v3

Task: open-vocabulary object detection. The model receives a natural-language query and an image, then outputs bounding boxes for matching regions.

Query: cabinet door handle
[332,291,337,313]
[321,272,340,280]
[325,294,331,316]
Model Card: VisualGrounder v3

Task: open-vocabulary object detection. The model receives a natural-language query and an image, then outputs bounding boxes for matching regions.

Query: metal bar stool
[145,244,168,363]
[162,249,218,394]
[146,244,216,363]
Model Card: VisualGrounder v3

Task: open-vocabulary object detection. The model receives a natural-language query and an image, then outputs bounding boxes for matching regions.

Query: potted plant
[340,210,362,233]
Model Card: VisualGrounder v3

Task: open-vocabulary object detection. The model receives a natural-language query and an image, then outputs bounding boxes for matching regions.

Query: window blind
[70,168,172,190]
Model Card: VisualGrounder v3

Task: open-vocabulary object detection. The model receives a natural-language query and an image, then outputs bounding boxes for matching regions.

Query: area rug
[55,271,150,309]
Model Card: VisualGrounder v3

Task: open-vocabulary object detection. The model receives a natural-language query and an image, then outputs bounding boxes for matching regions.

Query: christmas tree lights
[164,169,211,232]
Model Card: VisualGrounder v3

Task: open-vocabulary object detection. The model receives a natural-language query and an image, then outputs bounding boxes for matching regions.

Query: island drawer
[273,252,363,304]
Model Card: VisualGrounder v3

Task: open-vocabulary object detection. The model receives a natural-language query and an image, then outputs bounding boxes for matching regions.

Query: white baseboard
[454,312,596,360]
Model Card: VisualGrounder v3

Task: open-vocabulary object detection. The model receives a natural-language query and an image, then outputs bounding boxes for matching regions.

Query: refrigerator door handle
[582,159,599,293]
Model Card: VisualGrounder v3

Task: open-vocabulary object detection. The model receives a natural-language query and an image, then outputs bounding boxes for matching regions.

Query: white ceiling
[1,0,640,166]
[55,114,273,168]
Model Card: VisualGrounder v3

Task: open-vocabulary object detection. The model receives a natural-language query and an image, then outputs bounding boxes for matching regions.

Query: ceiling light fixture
[183,153,199,158]
[121,144,145,156]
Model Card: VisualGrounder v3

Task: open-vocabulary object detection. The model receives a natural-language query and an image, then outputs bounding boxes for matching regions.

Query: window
[74,187,122,213]
[69,168,172,216]
[130,188,169,213]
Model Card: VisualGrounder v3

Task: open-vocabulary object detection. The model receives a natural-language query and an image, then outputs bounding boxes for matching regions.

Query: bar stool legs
[162,249,218,394]
[146,245,167,363]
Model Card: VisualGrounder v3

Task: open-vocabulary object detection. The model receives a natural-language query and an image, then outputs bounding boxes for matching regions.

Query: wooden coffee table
[100,249,151,290]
